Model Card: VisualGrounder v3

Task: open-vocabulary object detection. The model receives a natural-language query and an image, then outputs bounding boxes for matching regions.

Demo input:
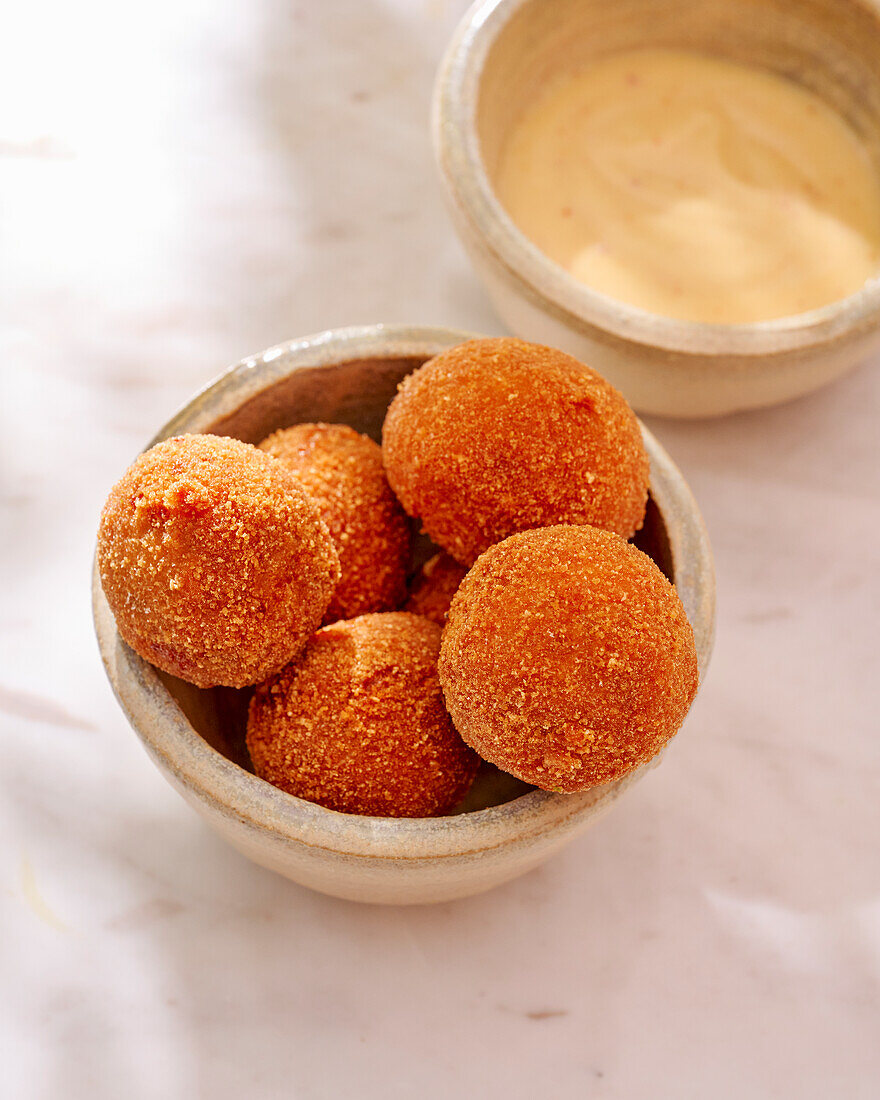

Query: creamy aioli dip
[495,48,880,324]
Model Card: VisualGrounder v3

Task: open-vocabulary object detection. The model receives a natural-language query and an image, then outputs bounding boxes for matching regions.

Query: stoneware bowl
[92,324,715,905]
[434,0,880,417]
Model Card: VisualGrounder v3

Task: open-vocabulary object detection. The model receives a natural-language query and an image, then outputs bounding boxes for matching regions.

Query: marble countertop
[2,1,879,1097]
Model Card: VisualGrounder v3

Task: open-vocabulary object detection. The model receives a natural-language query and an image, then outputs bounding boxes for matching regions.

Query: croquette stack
[98,338,698,817]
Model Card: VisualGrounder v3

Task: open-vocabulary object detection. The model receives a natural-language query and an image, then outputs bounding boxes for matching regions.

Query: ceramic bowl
[92,324,715,904]
[433,0,880,417]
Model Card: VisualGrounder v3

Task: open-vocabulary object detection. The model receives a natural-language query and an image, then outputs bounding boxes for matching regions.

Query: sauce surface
[495,48,880,324]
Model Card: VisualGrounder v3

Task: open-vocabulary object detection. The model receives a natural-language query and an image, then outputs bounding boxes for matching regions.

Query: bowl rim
[92,323,716,861]
[433,0,880,357]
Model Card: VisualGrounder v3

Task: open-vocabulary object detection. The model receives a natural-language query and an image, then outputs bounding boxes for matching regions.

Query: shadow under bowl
[92,324,715,904]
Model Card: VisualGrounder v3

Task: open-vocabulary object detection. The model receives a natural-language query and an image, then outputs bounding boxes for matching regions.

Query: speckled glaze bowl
[92,324,715,904]
[434,0,880,417]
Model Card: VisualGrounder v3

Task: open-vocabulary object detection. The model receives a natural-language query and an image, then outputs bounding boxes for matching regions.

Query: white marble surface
[2,1,879,1097]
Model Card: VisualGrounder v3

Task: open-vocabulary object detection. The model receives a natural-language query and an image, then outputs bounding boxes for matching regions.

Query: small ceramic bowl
[433,0,880,417]
[92,324,715,904]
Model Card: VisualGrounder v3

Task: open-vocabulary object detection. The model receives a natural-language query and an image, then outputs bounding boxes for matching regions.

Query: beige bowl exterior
[434,0,880,417]
[93,324,715,904]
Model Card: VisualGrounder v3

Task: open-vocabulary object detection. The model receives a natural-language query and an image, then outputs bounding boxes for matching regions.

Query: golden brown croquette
[247,613,480,817]
[438,525,698,792]
[259,423,411,623]
[97,434,340,688]
[382,338,649,565]
[403,552,468,625]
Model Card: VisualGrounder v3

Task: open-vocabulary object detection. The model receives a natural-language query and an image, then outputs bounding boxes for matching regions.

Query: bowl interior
[478,0,880,202]
[146,348,678,817]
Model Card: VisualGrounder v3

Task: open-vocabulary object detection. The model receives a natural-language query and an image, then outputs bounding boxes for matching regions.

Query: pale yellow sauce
[495,48,880,323]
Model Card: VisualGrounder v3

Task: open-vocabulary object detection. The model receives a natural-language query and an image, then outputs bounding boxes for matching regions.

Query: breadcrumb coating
[98,434,340,688]
[438,525,698,792]
[247,613,480,817]
[403,552,468,625]
[259,423,411,623]
[382,338,649,565]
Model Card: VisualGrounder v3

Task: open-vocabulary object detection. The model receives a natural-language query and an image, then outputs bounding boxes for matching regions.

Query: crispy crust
[382,338,649,565]
[97,434,340,688]
[247,613,480,817]
[438,525,698,792]
[259,423,411,623]
[403,552,468,626]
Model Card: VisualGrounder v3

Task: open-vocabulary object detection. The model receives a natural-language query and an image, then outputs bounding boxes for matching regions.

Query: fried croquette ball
[403,552,468,625]
[98,434,341,689]
[258,423,411,623]
[438,525,698,793]
[247,613,480,817]
[382,338,649,565]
